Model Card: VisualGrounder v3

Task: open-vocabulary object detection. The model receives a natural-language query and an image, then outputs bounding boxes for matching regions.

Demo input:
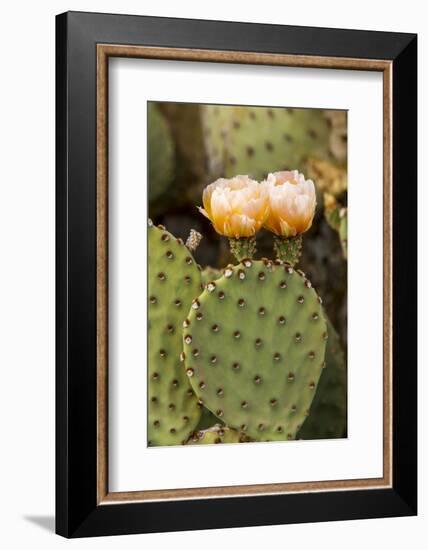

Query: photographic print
[147,102,348,447]
[57,13,417,536]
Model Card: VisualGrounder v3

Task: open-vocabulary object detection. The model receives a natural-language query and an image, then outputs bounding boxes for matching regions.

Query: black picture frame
[56,11,417,538]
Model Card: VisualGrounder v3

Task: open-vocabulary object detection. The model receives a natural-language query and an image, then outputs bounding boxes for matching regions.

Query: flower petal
[198,175,267,237]
[263,171,316,236]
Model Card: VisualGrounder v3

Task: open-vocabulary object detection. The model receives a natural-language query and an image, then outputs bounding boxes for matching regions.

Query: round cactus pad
[201,105,331,180]
[148,223,202,445]
[183,260,327,441]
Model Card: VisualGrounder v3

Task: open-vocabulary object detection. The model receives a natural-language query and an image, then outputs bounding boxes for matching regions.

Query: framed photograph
[56,11,417,538]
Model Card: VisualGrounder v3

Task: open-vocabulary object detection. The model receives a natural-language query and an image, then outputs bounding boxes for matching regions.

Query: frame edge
[55,11,418,537]
[55,11,69,538]
[391,34,418,515]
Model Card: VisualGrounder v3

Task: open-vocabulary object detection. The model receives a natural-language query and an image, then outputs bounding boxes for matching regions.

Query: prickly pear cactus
[148,223,202,446]
[201,105,331,180]
[148,103,175,203]
[324,193,348,259]
[157,103,210,206]
[201,105,234,178]
[182,259,327,441]
[195,404,224,430]
[298,318,347,439]
[200,266,223,287]
[324,110,348,162]
[187,424,251,445]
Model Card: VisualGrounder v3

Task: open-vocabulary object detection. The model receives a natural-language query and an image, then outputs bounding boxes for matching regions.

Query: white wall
[0,1,425,548]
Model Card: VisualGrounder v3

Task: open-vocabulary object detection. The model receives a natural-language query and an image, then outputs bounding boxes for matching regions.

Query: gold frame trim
[96,44,393,505]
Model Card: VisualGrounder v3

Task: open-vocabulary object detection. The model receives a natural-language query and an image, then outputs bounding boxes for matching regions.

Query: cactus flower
[198,175,269,238]
[263,171,316,237]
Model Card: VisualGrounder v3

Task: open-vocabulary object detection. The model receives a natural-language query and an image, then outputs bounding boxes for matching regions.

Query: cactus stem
[273,234,302,266]
[229,236,256,262]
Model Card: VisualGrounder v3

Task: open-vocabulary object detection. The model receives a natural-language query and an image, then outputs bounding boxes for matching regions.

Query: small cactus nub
[185,229,203,252]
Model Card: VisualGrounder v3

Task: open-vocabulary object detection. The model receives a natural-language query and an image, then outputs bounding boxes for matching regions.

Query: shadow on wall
[23,515,55,533]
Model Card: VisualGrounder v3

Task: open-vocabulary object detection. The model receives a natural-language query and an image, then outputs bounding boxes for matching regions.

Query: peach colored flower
[263,171,316,237]
[198,175,269,238]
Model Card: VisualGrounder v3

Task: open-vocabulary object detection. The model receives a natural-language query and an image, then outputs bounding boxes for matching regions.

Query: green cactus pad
[148,103,175,203]
[201,105,234,178]
[182,260,327,441]
[298,318,347,439]
[148,223,202,446]
[200,266,223,287]
[201,105,330,180]
[186,424,251,445]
